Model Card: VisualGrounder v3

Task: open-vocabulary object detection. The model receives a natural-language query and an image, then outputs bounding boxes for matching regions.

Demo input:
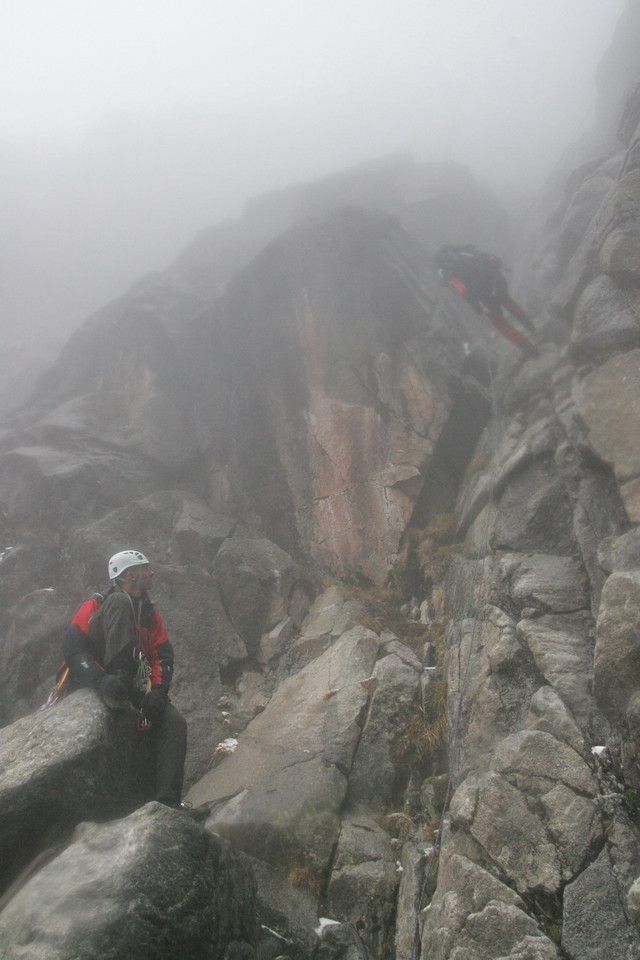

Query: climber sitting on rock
[435,244,536,353]
[62,549,188,810]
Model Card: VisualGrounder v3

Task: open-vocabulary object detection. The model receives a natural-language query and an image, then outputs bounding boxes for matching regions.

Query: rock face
[1,157,500,584]
[0,154,503,956]
[187,599,422,959]
[416,64,640,960]
[2,15,640,958]
[190,205,486,583]
[0,163,500,735]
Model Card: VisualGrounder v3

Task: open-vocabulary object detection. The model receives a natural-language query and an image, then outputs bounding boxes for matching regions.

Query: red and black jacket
[63,586,174,691]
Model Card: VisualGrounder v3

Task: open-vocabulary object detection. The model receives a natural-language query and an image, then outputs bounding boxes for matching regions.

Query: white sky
[2,0,626,145]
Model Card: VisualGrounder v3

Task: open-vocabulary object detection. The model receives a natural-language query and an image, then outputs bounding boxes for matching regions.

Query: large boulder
[573,349,640,521]
[345,644,422,812]
[493,553,590,615]
[517,613,596,726]
[0,802,257,960]
[0,588,74,725]
[562,816,640,960]
[594,570,640,735]
[326,815,399,959]
[598,527,640,575]
[598,95,640,281]
[464,771,563,894]
[0,530,61,610]
[61,489,235,588]
[491,456,576,556]
[0,441,160,532]
[0,690,154,896]
[571,274,640,361]
[444,607,542,783]
[188,627,381,877]
[420,848,558,960]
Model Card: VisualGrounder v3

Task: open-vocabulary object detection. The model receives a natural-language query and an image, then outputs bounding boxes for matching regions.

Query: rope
[123,592,152,695]
[410,346,502,960]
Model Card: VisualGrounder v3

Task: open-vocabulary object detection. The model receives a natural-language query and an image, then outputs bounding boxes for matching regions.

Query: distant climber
[435,245,536,352]
[62,549,188,810]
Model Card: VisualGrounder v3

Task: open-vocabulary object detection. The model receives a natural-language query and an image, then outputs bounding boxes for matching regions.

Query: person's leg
[488,310,531,349]
[503,295,536,333]
[153,703,187,806]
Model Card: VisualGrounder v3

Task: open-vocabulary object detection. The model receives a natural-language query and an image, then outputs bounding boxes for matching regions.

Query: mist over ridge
[1,0,631,367]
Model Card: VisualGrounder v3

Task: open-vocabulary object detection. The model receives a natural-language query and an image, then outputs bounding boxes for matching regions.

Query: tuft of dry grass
[288,866,321,895]
[396,682,448,764]
[344,514,460,658]
[381,812,414,840]
[388,513,463,601]
[463,454,491,484]
[425,815,441,842]
[346,582,433,652]
[418,541,463,585]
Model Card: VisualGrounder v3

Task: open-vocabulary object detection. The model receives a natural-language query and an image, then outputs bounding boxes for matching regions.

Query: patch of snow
[315,918,342,937]
[260,924,289,944]
[592,745,607,757]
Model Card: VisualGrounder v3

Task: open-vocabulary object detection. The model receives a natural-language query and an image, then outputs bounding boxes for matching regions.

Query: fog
[0,0,629,352]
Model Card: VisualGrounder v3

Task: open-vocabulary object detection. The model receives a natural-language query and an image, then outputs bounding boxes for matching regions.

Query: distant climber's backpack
[474,249,504,271]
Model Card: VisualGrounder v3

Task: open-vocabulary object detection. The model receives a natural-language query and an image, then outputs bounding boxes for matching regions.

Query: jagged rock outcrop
[413,63,640,960]
[187,589,423,959]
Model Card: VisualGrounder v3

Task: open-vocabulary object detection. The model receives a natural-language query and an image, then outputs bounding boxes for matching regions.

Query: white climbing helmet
[108,549,149,580]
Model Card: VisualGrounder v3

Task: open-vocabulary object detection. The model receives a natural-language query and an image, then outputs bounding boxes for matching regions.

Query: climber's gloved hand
[66,652,103,688]
[141,686,168,725]
[98,673,129,711]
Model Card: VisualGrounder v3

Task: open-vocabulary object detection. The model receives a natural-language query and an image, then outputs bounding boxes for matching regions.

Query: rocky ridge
[0,18,640,960]
[416,74,640,960]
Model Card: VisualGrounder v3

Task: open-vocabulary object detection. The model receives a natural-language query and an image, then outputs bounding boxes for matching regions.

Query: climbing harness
[135,648,152,731]
[125,592,153,731]
[135,649,152,693]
